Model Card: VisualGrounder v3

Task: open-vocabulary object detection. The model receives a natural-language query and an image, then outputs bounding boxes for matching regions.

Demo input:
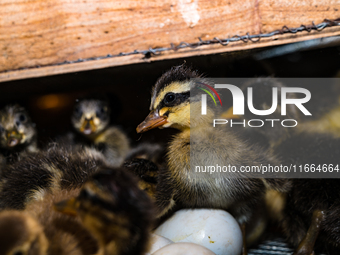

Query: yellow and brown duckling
[55,166,155,255]
[135,65,289,224]
[0,142,106,210]
[70,98,130,167]
[0,104,38,167]
[0,143,107,254]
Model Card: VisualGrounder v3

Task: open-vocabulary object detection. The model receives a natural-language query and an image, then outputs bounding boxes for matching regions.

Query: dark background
[1,39,340,148]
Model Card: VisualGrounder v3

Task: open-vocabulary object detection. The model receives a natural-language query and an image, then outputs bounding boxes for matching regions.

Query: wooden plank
[0,0,340,80]
[1,27,340,83]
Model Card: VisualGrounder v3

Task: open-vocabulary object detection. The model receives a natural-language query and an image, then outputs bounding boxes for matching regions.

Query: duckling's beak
[220,107,241,119]
[80,118,96,135]
[6,130,22,147]
[54,198,79,217]
[137,110,168,133]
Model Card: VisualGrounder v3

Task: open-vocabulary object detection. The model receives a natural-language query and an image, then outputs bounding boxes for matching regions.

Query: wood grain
[2,27,340,83]
[0,0,339,80]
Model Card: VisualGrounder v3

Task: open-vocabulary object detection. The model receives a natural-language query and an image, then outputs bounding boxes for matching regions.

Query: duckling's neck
[190,105,218,129]
[82,127,107,142]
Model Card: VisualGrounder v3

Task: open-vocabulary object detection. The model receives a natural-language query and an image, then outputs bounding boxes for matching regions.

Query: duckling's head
[0,105,36,150]
[0,211,48,255]
[137,65,216,133]
[72,99,110,136]
[55,167,154,253]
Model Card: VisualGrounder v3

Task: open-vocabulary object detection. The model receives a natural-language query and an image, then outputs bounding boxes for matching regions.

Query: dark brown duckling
[273,132,340,255]
[0,104,38,167]
[69,98,130,167]
[55,166,155,255]
[0,143,106,210]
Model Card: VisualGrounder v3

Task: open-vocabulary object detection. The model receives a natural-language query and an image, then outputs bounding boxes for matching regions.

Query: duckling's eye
[164,93,176,105]
[96,107,107,118]
[19,114,27,123]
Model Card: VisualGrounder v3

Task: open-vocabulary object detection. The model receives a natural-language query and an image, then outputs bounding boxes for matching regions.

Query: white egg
[145,234,173,255]
[154,209,242,255]
[151,242,216,255]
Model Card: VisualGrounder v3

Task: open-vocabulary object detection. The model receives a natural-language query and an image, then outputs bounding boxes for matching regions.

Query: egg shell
[145,234,173,255]
[154,209,242,255]
[151,242,215,255]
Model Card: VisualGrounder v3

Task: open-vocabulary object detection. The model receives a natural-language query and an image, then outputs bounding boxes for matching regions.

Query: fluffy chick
[0,105,38,167]
[273,132,340,255]
[135,65,289,223]
[0,143,106,210]
[70,98,130,167]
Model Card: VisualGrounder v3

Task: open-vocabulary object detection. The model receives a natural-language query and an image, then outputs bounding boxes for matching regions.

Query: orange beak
[6,130,22,147]
[54,198,79,217]
[137,110,168,133]
[80,119,96,135]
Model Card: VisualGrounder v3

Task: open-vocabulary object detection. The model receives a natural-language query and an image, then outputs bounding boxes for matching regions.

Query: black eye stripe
[158,91,190,109]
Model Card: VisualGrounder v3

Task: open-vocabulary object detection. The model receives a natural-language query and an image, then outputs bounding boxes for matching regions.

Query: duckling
[272,132,340,255]
[55,166,155,255]
[135,65,290,224]
[0,104,38,167]
[280,179,340,255]
[219,78,340,253]
[0,189,99,255]
[70,97,130,167]
[219,79,300,230]
[0,142,107,210]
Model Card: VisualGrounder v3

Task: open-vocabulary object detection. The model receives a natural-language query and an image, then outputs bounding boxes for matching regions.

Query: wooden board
[0,0,340,82]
